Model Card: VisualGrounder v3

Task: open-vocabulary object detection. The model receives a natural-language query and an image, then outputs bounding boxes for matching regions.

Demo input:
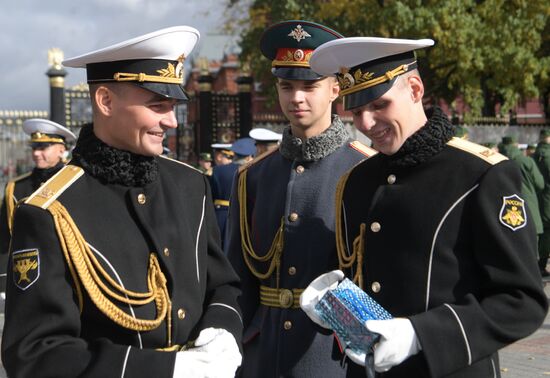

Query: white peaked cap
[249,128,283,142]
[23,118,76,144]
[310,37,434,76]
[63,26,200,68]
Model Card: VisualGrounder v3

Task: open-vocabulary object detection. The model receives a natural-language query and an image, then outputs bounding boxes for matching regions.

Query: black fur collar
[279,115,350,162]
[386,107,454,168]
[71,124,158,187]
[31,162,65,190]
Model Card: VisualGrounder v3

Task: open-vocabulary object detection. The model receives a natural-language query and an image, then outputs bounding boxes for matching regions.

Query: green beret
[199,152,212,161]
[502,136,517,145]
[540,129,550,138]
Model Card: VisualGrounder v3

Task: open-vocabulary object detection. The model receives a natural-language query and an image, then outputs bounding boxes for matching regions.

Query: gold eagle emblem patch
[12,249,40,290]
[499,195,527,231]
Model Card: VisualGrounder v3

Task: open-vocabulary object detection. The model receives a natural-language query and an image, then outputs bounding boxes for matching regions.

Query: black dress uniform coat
[2,125,242,378]
[0,163,65,292]
[226,117,376,377]
[339,109,548,378]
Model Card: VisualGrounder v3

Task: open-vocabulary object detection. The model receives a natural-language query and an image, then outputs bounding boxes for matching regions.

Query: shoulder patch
[499,194,527,231]
[349,141,378,158]
[447,137,507,165]
[10,171,32,183]
[158,155,201,173]
[238,146,279,174]
[25,165,84,209]
[12,248,40,290]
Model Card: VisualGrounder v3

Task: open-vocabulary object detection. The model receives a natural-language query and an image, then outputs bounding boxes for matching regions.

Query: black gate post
[197,71,214,156]
[46,48,67,126]
[236,75,253,138]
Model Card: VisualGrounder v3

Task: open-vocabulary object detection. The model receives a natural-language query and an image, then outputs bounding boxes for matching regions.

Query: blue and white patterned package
[314,278,392,354]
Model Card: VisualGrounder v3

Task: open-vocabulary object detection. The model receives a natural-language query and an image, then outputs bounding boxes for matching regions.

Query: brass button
[163,247,170,257]
[288,213,299,222]
[296,165,305,174]
[284,321,292,330]
[137,193,146,205]
[370,222,381,232]
[177,308,186,320]
[288,266,296,275]
[279,289,294,309]
[371,281,381,293]
[387,174,396,184]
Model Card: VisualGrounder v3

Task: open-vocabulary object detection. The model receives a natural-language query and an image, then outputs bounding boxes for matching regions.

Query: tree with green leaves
[224,0,549,117]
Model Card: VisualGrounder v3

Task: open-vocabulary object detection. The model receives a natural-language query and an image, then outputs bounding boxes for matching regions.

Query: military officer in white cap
[300,37,548,377]
[2,27,242,378]
[0,118,75,297]
[249,128,282,156]
[225,20,376,378]
[211,143,234,166]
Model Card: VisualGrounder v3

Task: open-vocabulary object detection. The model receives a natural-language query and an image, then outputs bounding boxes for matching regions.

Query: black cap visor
[134,82,189,102]
[343,78,397,111]
[272,67,323,81]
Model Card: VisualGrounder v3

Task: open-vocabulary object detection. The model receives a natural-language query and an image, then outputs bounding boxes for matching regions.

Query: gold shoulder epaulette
[25,165,84,209]
[9,171,32,183]
[349,141,378,157]
[447,137,508,165]
[238,146,279,174]
[158,155,201,173]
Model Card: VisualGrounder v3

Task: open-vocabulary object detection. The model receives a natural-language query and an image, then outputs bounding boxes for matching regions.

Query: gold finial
[240,60,251,76]
[198,57,210,75]
[48,48,64,69]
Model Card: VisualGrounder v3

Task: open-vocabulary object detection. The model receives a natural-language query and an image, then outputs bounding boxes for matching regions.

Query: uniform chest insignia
[499,195,527,231]
[12,249,40,290]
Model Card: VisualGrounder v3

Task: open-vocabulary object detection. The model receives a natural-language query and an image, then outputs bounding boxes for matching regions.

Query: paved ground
[0,281,547,377]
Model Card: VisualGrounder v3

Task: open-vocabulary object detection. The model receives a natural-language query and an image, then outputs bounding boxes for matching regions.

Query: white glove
[345,318,421,372]
[193,328,242,378]
[173,349,217,377]
[300,270,345,328]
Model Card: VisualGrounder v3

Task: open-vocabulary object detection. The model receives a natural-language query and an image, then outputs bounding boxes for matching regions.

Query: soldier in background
[249,128,282,156]
[197,152,213,176]
[499,135,544,258]
[211,143,234,166]
[533,129,550,277]
[211,137,255,245]
[225,21,376,377]
[0,118,75,297]
[2,27,242,378]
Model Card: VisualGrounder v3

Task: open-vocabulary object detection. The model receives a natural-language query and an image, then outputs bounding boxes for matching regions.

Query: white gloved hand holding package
[299,269,345,328]
[345,318,421,372]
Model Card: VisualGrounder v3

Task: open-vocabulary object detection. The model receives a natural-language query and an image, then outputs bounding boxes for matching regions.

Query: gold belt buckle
[279,289,294,308]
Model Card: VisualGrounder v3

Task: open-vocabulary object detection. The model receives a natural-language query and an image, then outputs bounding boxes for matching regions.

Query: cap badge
[337,67,374,91]
[157,54,185,80]
[288,25,311,42]
[499,194,527,231]
[294,49,305,61]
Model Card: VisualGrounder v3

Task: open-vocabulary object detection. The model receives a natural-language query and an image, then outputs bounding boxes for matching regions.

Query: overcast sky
[0,0,234,111]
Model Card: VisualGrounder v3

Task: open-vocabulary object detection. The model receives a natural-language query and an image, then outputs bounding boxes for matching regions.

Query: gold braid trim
[335,171,365,289]
[47,200,173,347]
[340,63,414,96]
[5,181,16,234]
[238,169,285,286]
[113,72,182,84]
